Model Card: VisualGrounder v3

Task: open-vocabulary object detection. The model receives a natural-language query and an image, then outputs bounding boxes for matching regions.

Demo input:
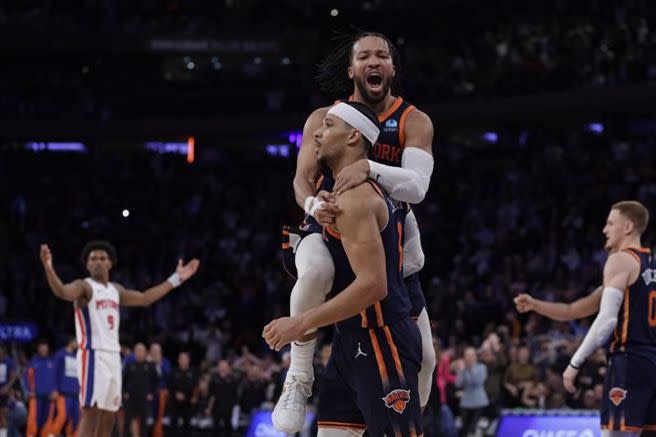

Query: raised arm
[333,109,435,203]
[293,107,329,209]
[263,185,387,350]
[116,258,199,307]
[514,286,603,322]
[563,252,638,392]
[40,244,91,302]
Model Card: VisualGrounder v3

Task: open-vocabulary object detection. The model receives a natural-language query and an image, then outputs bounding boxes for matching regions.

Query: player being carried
[275,31,436,434]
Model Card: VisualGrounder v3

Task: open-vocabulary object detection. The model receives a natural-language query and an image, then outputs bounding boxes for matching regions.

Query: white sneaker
[272,372,313,434]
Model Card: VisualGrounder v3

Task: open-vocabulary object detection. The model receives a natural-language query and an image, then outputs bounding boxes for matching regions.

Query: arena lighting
[585,122,604,134]
[122,209,130,218]
[287,131,303,148]
[25,142,87,152]
[482,132,498,143]
[330,8,339,16]
[144,141,188,154]
[187,136,195,164]
[265,144,290,157]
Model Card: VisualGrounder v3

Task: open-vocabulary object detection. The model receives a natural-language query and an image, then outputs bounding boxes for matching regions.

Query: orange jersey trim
[622,248,641,263]
[325,226,341,240]
[369,329,390,389]
[383,325,406,383]
[378,98,404,123]
[621,287,630,346]
[398,105,416,148]
[318,421,367,430]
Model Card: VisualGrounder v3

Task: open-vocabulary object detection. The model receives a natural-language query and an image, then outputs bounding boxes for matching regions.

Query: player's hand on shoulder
[176,258,200,282]
[333,159,370,196]
[40,244,53,268]
[514,293,535,313]
[314,190,340,226]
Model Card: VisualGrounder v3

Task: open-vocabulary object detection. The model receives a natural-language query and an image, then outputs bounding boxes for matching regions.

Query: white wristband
[167,272,182,288]
[304,196,324,218]
[304,196,317,215]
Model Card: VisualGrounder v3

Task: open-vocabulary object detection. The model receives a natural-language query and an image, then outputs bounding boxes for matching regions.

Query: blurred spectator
[455,347,489,437]
[209,360,237,437]
[122,343,158,437]
[167,352,196,437]
[0,345,17,437]
[24,341,56,437]
[503,345,537,407]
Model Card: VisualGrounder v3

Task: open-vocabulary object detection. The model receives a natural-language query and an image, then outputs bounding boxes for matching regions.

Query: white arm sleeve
[402,209,425,276]
[367,147,434,204]
[571,287,624,368]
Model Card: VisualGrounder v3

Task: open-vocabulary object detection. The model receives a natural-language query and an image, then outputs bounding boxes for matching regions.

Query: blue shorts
[601,352,656,432]
[317,317,423,437]
[404,273,426,319]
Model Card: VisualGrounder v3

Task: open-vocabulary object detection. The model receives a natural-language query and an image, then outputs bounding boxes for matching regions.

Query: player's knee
[297,263,334,294]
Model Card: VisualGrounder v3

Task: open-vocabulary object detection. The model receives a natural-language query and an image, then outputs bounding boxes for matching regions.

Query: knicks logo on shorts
[609,387,627,406]
[382,389,410,414]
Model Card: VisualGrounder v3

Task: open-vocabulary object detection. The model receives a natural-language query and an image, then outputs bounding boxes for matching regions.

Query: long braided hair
[315,31,402,100]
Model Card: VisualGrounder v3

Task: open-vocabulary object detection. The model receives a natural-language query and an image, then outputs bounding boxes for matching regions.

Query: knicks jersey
[75,278,120,352]
[307,96,416,224]
[609,247,656,359]
[323,180,411,330]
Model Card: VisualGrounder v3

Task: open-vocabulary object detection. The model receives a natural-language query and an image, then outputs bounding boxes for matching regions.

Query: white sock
[288,338,316,379]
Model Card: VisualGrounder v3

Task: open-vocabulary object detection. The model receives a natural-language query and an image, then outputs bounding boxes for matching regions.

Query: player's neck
[619,236,642,251]
[329,156,361,179]
[91,275,110,285]
[352,91,396,116]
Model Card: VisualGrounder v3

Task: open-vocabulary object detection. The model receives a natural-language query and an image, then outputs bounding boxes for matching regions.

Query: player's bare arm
[514,286,603,321]
[40,244,92,303]
[563,251,639,392]
[333,109,434,199]
[115,258,200,307]
[263,184,387,350]
[293,107,329,209]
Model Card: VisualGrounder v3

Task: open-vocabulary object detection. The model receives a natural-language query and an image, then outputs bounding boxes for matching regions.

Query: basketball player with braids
[40,241,199,437]
[274,31,436,434]
[265,101,423,437]
[517,201,656,436]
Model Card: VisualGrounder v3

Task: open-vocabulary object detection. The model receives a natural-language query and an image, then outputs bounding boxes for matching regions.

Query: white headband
[326,102,380,145]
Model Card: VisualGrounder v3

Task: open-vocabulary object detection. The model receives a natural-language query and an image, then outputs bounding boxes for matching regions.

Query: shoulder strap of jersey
[622,247,641,264]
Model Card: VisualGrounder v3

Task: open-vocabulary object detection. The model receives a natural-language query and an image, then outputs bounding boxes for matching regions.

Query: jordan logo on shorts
[609,387,627,406]
[355,342,367,359]
[382,389,411,414]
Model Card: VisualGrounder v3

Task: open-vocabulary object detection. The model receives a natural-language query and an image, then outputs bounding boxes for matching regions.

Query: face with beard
[348,36,395,105]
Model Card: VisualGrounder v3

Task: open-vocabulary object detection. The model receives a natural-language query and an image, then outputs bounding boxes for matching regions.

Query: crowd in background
[1,0,655,119]
[2,119,656,435]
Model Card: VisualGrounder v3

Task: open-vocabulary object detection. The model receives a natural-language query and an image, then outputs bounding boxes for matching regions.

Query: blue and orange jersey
[308,96,417,227]
[609,247,656,360]
[338,95,417,167]
[323,179,411,330]
[0,357,16,387]
[54,348,79,397]
[25,355,57,397]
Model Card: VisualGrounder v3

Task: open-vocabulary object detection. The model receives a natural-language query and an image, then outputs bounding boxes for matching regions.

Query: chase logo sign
[495,413,600,437]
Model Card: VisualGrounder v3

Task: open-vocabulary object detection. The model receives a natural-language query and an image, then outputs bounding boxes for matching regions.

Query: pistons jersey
[75,278,120,352]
